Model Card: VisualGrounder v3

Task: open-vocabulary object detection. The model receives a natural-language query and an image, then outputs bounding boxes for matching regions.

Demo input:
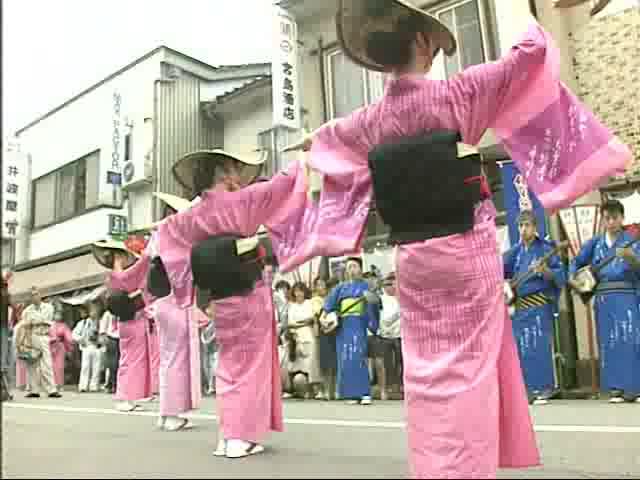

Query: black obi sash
[368,130,487,244]
[106,290,145,322]
[191,235,265,301]
[147,257,171,299]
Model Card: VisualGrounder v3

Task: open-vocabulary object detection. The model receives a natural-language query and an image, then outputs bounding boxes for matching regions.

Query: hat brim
[153,192,194,213]
[91,241,140,269]
[130,193,198,233]
[336,0,457,73]
[172,149,266,194]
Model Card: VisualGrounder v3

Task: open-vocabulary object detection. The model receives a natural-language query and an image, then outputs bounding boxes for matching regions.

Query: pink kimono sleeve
[108,253,151,293]
[156,161,309,287]
[270,110,373,272]
[445,21,631,210]
[160,160,306,247]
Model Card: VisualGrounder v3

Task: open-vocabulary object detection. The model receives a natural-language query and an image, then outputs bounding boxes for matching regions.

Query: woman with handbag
[14,287,61,399]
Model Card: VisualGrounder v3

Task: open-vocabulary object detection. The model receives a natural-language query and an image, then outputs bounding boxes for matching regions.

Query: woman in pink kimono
[49,310,74,389]
[276,1,632,478]
[156,149,293,458]
[141,192,204,432]
[93,240,153,413]
[11,305,28,390]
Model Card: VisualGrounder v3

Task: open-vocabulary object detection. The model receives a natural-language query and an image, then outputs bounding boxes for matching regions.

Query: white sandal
[225,440,265,459]
[164,418,193,431]
[213,439,227,457]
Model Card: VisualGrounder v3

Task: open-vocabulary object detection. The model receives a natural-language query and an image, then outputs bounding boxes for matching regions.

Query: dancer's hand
[281,119,340,153]
[282,130,314,153]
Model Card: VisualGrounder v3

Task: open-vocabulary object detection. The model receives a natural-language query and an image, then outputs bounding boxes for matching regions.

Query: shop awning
[9,253,109,303]
[59,285,108,306]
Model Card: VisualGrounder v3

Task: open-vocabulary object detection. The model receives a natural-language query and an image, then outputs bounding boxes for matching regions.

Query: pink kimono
[153,293,202,417]
[10,308,28,389]
[109,254,153,403]
[156,177,308,443]
[15,360,27,389]
[49,322,73,387]
[278,22,629,479]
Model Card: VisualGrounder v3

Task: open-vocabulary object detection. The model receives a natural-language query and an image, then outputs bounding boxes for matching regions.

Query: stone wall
[572,6,640,177]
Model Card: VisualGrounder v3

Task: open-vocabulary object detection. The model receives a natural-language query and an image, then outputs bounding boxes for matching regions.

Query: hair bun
[365,30,412,68]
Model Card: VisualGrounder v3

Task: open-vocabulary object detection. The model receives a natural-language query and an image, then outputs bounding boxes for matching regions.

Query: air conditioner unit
[122,158,152,188]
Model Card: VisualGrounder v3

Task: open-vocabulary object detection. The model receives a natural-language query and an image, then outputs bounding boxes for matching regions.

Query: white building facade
[8,48,275,302]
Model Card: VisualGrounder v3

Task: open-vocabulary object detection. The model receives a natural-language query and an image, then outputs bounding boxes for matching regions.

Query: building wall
[29,208,122,258]
[17,53,162,201]
[223,95,274,152]
[572,5,640,176]
[15,52,164,261]
[155,67,220,211]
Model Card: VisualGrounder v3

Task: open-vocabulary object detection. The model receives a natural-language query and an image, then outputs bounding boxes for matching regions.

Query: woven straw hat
[91,239,140,269]
[172,149,266,194]
[336,0,457,72]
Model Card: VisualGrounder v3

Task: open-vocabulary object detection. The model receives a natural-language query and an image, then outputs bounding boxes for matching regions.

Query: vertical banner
[2,141,27,239]
[558,205,600,259]
[499,160,546,246]
[272,6,300,130]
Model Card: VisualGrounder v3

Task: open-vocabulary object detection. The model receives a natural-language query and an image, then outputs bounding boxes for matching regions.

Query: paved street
[2,392,639,479]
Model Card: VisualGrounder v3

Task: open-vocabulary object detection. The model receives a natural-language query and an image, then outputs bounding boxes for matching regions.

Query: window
[124,133,132,162]
[32,150,100,228]
[1,240,15,268]
[257,128,296,177]
[434,0,486,78]
[324,49,386,119]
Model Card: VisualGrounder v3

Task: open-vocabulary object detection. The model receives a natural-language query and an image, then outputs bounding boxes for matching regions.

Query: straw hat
[336,0,457,72]
[131,192,198,233]
[172,149,267,194]
[91,239,140,269]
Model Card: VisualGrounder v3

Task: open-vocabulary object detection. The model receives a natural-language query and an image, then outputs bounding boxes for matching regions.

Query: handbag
[17,345,42,363]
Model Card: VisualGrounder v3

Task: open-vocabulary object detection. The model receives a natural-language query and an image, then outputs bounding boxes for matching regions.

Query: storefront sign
[108,214,128,239]
[2,141,27,239]
[112,91,123,172]
[272,6,300,130]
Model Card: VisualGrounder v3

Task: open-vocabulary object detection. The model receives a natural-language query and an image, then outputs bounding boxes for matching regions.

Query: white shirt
[379,294,401,339]
[72,318,100,351]
[287,300,315,343]
[99,311,119,339]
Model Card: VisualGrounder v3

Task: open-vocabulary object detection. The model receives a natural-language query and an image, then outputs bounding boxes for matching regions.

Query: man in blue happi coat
[569,200,640,404]
[504,210,567,405]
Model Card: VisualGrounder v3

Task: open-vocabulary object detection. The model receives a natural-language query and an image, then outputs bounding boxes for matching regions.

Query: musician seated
[503,210,567,405]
